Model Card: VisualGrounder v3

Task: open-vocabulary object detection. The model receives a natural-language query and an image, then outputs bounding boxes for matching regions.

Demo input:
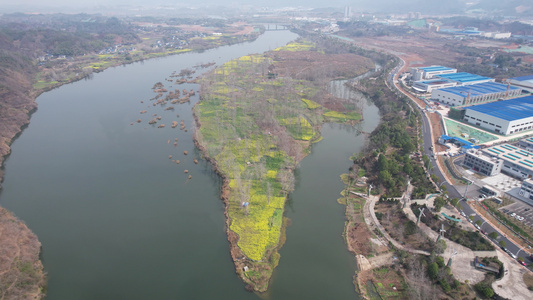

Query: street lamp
[463,180,472,198]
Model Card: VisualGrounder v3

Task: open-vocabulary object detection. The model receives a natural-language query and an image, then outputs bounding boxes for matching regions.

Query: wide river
[0,30,379,299]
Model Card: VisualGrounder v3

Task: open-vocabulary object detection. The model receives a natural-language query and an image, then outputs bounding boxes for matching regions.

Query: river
[0,30,379,299]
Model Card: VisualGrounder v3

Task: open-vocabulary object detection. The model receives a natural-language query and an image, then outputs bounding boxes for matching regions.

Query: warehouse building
[412,78,456,93]
[410,65,457,81]
[431,82,521,106]
[435,72,494,86]
[463,95,533,135]
[506,75,533,93]
[482,143,533,178]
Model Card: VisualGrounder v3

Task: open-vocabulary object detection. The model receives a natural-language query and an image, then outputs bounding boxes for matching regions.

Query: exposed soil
[344,196,373,257]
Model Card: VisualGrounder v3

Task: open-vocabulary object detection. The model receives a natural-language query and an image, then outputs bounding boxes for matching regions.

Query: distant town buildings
[344,6,352,20]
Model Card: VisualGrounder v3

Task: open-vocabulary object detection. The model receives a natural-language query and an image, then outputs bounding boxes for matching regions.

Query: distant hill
[470,0,532,15]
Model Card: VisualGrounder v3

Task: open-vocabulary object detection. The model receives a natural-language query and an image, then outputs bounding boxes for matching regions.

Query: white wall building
[463,149,503,176]
[463,95,533,135]
[481,32,512,39]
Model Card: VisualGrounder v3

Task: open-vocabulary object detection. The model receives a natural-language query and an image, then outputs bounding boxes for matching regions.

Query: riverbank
[0,207,45,299]
[193,39,374,291]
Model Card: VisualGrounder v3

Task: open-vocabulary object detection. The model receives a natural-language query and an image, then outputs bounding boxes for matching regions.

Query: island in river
[194,38,374,292]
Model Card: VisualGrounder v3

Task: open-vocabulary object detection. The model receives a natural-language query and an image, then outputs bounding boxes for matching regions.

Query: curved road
[389,58,531,263]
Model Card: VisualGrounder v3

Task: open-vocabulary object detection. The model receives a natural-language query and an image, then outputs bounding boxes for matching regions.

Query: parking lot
[499,200,533,229]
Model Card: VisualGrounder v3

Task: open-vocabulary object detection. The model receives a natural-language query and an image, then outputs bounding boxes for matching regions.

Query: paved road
[389,60,531,264]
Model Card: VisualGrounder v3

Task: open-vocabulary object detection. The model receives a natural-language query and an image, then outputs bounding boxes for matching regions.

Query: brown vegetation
[0,207,45,300]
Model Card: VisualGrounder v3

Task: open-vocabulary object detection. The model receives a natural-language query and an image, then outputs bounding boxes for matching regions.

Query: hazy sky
[1,0,379,9]
[0,0,479,15]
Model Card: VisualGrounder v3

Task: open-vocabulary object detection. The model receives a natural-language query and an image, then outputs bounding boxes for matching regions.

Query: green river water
[0,30,379,299]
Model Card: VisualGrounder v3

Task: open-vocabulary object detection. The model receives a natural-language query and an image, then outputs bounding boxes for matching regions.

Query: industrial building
[412,78,456,93]
[481,32,512,39]
[518,179,533,205]
[519,137,533,152]
[482,144,533,179]
[431,82,522,106]
[463,95,533,135]
[410,65,457,81]
[434,72,494,86]
[463,149,503,176]
[506,75,533,93]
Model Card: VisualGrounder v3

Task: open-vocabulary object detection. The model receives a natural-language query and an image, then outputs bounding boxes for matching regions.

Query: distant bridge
[264,24,291,31]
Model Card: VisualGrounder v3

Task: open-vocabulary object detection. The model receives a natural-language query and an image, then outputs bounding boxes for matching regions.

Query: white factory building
[410,65,457,81]
[463,95,533,135]
[431,82,522,106]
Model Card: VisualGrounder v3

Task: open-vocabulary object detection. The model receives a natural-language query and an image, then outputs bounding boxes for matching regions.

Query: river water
[0,31,379,299]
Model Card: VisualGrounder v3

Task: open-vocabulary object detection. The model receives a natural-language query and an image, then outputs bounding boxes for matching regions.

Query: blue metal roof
[418,78,454,85]
[436,72,492,83]
[454,137,473,146]
[465,95,533,121]
[437,82,519,98]
[510,75,533,82]
[420,66,454,72]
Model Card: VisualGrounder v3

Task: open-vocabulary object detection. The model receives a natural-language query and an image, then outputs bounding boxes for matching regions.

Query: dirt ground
[344,195,389,257]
